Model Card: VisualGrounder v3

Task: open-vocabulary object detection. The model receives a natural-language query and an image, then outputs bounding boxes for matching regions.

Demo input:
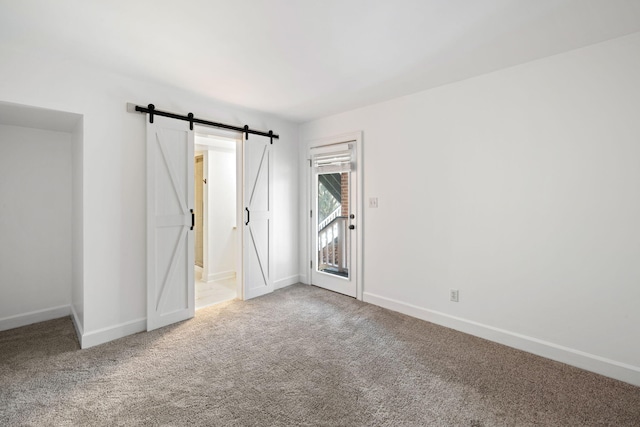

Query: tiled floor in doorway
[195,268,237,309]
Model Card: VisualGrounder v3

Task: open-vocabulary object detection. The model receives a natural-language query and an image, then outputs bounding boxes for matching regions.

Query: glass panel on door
[317,172,350,278]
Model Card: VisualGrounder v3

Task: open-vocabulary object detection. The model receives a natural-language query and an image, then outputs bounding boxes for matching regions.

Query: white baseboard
[80,317,146,349]
[0,305,71,332]
[70,272,297,348]
[206,270,236,282]
[363,292,640,387]
[274,274,300,290]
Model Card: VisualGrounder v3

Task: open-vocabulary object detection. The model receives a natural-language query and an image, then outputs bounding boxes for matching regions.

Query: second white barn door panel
[242,133,274,300]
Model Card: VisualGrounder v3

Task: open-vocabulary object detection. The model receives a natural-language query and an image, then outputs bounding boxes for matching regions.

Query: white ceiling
[1,0,639,123]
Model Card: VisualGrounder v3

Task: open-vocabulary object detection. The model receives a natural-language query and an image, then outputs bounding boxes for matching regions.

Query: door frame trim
[306,131,363,300]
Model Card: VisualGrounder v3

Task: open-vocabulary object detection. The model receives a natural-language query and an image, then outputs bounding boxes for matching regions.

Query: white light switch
[369,197,378,208]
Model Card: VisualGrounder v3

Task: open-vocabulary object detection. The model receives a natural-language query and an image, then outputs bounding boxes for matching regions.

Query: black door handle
[190,209,195,230]
[349,224,355,230]
[245,207,250,225]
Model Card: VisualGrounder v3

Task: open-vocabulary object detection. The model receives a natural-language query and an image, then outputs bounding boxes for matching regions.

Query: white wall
[300,32,640,385]
[0,47,300,346]
[0,124,72,328]
[204,146,237,281]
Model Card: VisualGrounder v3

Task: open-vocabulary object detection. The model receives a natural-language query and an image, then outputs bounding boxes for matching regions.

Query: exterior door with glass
[310,143,357,297]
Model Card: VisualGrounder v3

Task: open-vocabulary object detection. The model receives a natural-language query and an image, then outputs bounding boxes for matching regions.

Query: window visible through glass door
[317,171,350,278]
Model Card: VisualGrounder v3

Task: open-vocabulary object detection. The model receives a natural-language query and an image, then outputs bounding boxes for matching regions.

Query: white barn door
[147,116,195,331]
[242,133,274,300]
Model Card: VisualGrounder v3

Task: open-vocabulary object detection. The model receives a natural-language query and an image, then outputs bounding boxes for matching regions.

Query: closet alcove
[0,101,84,340]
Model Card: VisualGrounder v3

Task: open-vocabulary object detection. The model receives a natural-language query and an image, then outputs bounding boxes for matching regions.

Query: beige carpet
[1,284,639,426]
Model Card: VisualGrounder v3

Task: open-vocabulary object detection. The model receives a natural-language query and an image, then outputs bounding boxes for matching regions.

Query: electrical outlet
[450,289,459,302]
[369,197,378,208]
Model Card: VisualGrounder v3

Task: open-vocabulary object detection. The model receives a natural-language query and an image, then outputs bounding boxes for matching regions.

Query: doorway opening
[194,133,239,309]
